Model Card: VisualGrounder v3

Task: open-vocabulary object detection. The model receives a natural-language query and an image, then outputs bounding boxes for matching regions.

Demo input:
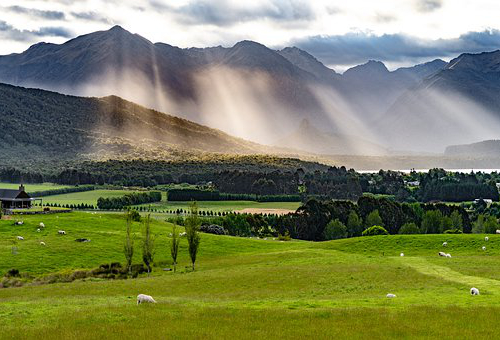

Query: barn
[0,185,35,209]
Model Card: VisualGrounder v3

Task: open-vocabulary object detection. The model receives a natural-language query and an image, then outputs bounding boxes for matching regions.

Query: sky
[1,0,500,70]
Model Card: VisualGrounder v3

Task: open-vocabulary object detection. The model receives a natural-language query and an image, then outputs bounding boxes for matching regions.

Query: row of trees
[123,204,201,275]
[97,192,162,210]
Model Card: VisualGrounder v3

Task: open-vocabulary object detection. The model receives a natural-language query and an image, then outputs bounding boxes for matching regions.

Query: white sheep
[485,236,489,241]
[482,246,486,251]
[470,287,480,295]
[400,253,404,257]
[37,228,41,232]
[40,241,46,246]
[496,230,500,234]
[442,242,448,247]
[445,253,452,258]
[15,221,24,225]
[386,293,396,298]
[16,236,24,241]
[438,251,447,257]
[58,230,66,235]
[39,223,45,228]
[137,294,156,304]
[179,232,186,237]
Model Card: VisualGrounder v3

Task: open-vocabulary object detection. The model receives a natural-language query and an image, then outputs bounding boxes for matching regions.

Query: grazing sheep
[179,232,186,237]
[37,228,41,232]
[438,251,447,257]
[137,294,156,304]
[39,223,45,228]
[445,253,452,258]
[16,236,24,241]
[40,241,46,246]
[470,287,480,295]
[496,230,500,234]
[482,246,486,251]
[386,293,396,298]
[400,253,404,257]
[485,236,489,241]
[58,230,66,235]
[442,242,448,247]
[15,221,24,225]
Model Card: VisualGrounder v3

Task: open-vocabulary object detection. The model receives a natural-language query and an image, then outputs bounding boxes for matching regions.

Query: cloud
[5,5,65,20]
[164,0,315,26]
[416,0,443,12]
[0,20,72,41]
[71,11,112,24]
[290,29,500,66]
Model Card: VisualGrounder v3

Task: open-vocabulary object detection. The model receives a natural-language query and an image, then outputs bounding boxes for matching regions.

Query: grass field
[134,200,301,213]
[0,182,71,192]
[1,212,500,338]
[42,190,138,206]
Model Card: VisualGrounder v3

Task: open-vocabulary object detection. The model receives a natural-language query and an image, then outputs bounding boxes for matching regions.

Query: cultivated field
[0,212,499,338]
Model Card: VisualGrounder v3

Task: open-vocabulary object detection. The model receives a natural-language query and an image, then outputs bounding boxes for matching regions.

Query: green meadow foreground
[1,213,500,339]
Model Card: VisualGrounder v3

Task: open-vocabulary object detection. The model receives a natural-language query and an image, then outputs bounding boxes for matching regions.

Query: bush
[399,222,420,234]
[323,219,347,240]
[128,209,141,222]
[6,269,20,277]
[277,231,291,241]
[444,229,463,234]
[200,224,226,235]
[362,225,389,236]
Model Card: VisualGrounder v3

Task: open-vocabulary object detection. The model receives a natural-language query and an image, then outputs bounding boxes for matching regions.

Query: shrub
[362,225,389,236]
[200,224,226,235]
[6,269,20,277]
[365,210,384,228]
[444,229,463,234]
[484,215,499,234]
[323,219,347,240]
[399,222,420,234]
[278,231,291,241]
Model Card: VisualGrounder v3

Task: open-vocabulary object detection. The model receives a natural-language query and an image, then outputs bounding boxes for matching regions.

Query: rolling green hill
[1,212,500,338]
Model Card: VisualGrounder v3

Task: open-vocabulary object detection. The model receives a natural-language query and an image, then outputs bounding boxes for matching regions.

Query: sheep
[400,253,404,257]
[58,230,66,235]
[137,294,156,304]
[482,246,486,251]
[37,228,41,232]
[438,251,447,257]
[496,230,500,234]
[386,293,396,298]
[40,241,46,246]
[39,223,45,228]
[485,236,489,241]
[442,242,448,247]
[470,287,480,295]
[179,232,186,237]
[445,253,452,258]
[15,221,24,226]
[16,236,24,241]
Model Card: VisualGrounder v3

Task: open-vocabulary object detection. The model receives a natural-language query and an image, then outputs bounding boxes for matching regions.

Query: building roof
[0,188,31,200]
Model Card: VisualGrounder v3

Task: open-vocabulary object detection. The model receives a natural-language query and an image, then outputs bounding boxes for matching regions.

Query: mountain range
[1,25,499,154]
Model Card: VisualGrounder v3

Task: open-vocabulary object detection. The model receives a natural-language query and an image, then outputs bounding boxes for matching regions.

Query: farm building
[0,185,35,209]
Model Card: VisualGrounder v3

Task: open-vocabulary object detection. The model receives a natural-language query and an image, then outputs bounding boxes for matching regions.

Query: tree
[450,211,463,231]
[185,202,201,271]
[124,212,134,275]
[347,211,363,237]
[362,225,389,236]
[472,214,485,234]
[421,210,443,234]
[484,216,499,234]
[170,224,180,273]
[0,201,2,219]
[142,214,155,275]
[399,222,420,234]
[365,210,383,228]
[323,219,347,240]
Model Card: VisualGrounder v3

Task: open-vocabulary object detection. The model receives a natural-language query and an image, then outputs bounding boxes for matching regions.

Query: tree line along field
[1,212,500,338]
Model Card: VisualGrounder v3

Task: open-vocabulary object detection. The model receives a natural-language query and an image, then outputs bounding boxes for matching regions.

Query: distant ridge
[445,140,500,157]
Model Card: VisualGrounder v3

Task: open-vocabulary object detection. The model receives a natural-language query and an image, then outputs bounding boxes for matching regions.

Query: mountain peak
[343,60,389,78]
[109,25,126,32]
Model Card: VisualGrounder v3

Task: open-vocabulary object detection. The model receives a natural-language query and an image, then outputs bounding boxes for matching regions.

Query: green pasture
[133,200,301,213]
[0,182,71,192]
[0,212,499,338]
[41,190,137,206]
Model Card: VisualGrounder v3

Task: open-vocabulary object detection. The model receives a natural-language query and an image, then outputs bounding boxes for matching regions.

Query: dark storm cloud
[291,30,500,65]
[153,0,315,26]
[416,0,443,12]
[6,5,65,20]
[0,20,72,41]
